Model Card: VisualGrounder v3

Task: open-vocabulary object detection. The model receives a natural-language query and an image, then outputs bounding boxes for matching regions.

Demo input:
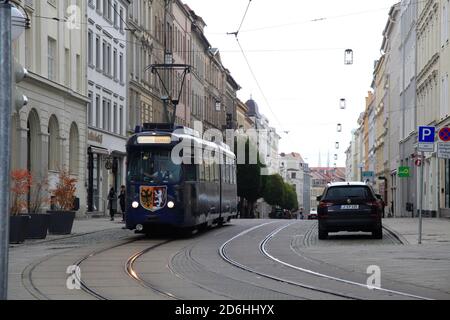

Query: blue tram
[125,123,238,234]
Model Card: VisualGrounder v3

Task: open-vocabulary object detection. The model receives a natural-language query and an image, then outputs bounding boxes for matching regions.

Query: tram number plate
[341,205,359,210]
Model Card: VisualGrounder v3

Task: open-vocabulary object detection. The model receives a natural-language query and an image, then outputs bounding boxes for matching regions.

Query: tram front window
[128,150,181,184]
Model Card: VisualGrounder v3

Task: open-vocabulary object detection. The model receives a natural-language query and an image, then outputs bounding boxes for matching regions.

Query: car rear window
[324,186,373,200]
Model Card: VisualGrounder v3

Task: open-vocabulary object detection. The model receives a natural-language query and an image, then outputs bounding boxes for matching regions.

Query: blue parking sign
[419,126,436,143]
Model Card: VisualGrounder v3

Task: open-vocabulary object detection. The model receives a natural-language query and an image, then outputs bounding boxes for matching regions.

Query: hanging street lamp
[344,49,354,65]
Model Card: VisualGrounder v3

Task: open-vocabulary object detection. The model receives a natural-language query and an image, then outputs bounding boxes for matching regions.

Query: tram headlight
[167,201,175,209]
[132,201,139,209]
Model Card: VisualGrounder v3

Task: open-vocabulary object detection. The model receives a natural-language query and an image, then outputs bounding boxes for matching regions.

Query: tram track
[219,222,360,300]
[72,239,138,300]
[24,236,179,300]
[23,220,437,300]
[260,222,433,300]
[125,240,180,300]
[219,221,436,300]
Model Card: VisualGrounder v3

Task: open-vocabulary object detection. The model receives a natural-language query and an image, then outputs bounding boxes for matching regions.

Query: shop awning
[88,146,109,155]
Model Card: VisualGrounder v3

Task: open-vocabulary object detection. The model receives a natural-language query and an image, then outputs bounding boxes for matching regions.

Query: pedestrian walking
[107,187,117,221]
[118,185,126,222]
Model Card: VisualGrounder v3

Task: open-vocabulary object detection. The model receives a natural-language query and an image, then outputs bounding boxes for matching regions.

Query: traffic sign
[362,171,374,177]
[438,143,450,159]
[419,126,436,143]
[439,127,450,142]
[418,142,435,152]
[415,159,422,167]
[398,167,411,178]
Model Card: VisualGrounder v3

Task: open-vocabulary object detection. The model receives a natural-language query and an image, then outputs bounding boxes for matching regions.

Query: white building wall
[86,0,129,214]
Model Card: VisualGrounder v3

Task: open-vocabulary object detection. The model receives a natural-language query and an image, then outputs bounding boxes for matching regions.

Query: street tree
[235,137,264,218]
[282,183,299,212]
[262,174,285,207]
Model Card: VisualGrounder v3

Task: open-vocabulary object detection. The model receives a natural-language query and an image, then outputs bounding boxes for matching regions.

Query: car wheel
[372,227,383,239]
[318,228,328,240]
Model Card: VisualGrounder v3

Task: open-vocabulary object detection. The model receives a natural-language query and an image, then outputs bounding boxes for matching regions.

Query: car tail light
[366,201,381,217]
[365,201,379,207]
[318,201,333,209]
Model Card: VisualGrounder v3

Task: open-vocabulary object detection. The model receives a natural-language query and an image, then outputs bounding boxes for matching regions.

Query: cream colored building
[127,0,166,131]
[373,55,387,195]
[416,0,441,217]
[437,0,450,218]
[10,0,89,215]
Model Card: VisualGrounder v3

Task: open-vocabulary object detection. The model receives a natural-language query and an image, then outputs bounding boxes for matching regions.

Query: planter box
[47,211,75,235]
[10,215,30,244]
[22,214,50,239]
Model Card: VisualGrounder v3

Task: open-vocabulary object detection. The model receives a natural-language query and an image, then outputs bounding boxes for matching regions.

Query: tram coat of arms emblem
[140,186,168,212]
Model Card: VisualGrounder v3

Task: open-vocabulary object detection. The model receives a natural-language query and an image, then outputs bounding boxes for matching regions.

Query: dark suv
[316,182,383,240]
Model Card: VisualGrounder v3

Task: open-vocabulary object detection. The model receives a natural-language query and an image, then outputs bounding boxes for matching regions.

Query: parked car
[308,208,318,220]
[316,182,383,240]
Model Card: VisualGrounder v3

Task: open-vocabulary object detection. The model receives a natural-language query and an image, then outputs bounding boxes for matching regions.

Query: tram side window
[231,164,236,185]
[199,162,205,181]
[184,164,197,182]
[205,162,210,182]
[209,162,214,182]
[215,163,220,182]
[224,164,229,184]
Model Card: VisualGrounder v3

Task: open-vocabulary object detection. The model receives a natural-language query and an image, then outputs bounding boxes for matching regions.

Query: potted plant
[47,169,77,235]
[24,176,50,239]
[10,170,32,244]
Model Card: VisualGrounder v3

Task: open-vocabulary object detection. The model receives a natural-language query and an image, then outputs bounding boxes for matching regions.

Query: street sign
[418,142,435,152]
[362,171,374,177]
[438,142,450,159]
[398,167,411,178]
[419,126,436,143]
[439,127,450,142]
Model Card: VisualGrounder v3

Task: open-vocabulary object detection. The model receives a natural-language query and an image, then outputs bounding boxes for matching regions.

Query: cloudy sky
[185,0,399,167]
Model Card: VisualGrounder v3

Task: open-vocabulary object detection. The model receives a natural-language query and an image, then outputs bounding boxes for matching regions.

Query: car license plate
[341,205,359,210]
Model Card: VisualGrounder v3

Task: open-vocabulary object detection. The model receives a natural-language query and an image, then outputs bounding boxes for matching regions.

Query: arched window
[27,109,41,175]
[10,114,19,170]
[48,115,60,171]
[69,123,79,174]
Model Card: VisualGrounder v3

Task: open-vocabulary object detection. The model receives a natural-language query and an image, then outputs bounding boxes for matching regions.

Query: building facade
[279,153,305,212]
[416,0,441,217]
[11,0,89,215]
[438,0,450,218]
[86,0,130,213]
[127,0,166,132]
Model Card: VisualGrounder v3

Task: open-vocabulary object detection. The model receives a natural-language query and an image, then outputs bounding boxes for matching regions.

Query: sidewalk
[7,217,129,300]
[383,218,450,245]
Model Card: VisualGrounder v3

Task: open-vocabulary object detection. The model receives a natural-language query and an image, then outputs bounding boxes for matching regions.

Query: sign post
[0,2,12,300]
[417,126,436,245]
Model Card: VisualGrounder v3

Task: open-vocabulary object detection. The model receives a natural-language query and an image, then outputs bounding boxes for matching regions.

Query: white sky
[184,0,399,167]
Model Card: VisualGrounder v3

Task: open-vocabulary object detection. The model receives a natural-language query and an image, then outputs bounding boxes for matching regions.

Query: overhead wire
[20,0,424,144]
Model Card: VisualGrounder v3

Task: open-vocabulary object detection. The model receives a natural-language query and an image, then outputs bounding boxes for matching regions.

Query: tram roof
[130,124,236,158]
